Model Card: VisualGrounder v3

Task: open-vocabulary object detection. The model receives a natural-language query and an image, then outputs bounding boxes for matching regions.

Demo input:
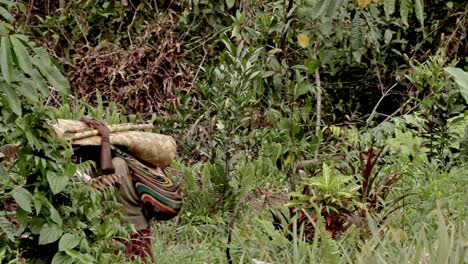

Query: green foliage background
[1,0,467,263]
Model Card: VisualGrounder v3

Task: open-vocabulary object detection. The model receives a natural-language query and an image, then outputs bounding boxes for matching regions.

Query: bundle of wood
[52,119,177,168]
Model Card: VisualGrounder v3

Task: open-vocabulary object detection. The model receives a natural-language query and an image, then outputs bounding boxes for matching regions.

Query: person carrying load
[52,117,184,262]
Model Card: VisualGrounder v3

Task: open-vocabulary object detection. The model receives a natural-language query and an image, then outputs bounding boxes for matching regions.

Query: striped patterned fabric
[89,173,123,191]
[115,152,183,221]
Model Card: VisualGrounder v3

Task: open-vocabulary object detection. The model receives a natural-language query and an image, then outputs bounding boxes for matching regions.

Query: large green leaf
[225,0,235,9]
[14,82,39,102]
[445,67,468,104]
[51,252,74,264]
[59,233,80,251]
[1,37,13,83]
[34,58,70,94]
[33,47,52,64]
[0,6,13,22]
[30,217,46,234]
[10,36,34,75]
[64,249,95,263]
[0,0,14,8]
[47,171,69,194]
[29,68,49,97]
[11,186,33,213]
[39,223,63,245]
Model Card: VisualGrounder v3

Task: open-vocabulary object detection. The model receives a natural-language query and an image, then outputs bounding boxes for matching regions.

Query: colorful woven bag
[116,152,183,220]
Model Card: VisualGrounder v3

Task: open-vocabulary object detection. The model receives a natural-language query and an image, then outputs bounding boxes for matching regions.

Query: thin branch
[188,47,207,93]
[226,193,250,264]
[314,38,321,161]
[381,97,419,123]
[365,82,399,126]
[24,0,35,28]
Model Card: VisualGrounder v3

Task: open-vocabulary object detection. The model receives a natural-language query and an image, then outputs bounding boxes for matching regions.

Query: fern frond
[317,217,340,264]
[351,13,365,62]
[351,14,364,51]
[29,68,49,97]
[0,214,16,241]
[14,81,39,102]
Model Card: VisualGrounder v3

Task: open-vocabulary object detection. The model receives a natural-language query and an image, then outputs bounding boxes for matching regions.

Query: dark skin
[79,117,115,175]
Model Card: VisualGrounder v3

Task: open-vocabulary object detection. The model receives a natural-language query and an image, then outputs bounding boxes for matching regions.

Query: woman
[73,117,183,262]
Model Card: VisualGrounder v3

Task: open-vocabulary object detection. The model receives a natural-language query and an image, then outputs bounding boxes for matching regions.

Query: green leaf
[445,67,468,104]
[325,0,343,18]
[400,0,411,27]
[304,59,320,73]
[10,36,34,75]
[30,217,46,234]
[352,51,363,63]
[0,216,15,241]
[0,0,14,8]
[30,68,49,97]
[39,223,63,245]
[59,233,80,251]
[14,82,39,102]
[414,0,424,29]
[16,208,28,227]
[33,195,44,215]
[33,57,70,94]
[0,6,13,22]
[383,0,395,19]
[11,186,33,213]
[33,47,52,64]
[384,29,393,45]
[49,204,63,226]
[322,19,334,37]
[52,252,74,264]
[47,171,69,194]
[1,37,13,83]
[0,82,22,116]
[225,0,235,9]
[351,14,364,52]
[0,164,7,182]
[311,0,328,20]
[64,249,95,263]
[295,82,313,98]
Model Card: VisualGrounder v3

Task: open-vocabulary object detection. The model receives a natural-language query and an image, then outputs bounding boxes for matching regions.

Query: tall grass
[150,204,466,264]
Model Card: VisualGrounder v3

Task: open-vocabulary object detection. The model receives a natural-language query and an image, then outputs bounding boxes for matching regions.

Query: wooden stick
[64,123,154,140]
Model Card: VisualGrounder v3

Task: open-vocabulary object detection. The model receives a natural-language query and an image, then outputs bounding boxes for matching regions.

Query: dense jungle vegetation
[0,0,467,263]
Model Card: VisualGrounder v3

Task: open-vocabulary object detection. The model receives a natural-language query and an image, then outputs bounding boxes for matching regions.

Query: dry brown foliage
[68,21,194,117]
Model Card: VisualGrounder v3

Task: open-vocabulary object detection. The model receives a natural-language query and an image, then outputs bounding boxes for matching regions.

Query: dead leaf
[358,0,371,8]
[297,33,310,48]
